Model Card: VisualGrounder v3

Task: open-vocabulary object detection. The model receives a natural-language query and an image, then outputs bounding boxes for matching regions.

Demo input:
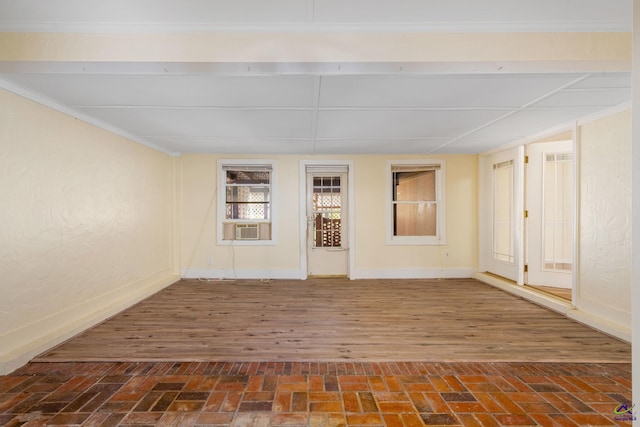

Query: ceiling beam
[0,32,630,74]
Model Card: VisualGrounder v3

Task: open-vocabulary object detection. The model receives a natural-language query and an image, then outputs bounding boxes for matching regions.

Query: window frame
[217,159,277,246]
[386,159,446,246]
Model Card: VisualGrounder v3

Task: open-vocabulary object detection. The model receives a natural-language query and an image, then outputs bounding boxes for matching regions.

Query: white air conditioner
[235,223,259,240]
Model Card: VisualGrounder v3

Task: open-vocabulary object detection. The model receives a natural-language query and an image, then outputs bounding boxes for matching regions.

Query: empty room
[0,1,637,426]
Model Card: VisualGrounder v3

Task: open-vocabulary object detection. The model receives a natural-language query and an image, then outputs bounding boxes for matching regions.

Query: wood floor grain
[526,284,572,301]
[35,278,631,363]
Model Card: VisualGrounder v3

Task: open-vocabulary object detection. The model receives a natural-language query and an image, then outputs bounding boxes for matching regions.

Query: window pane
[542,153,573,272]
[313,212,342,247]
[394,170,435,201]
[226,186,270,203]
[226,184,270,220]
[226,203,270,220]
[493,161,514,263]
[312,175,341,248]
[226,170,270,185]
[393,203,437,236]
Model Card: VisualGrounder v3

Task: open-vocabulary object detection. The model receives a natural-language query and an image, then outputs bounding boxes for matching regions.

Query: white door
[479,147,525,284]
[526,140,574,289]
[306,169,349,277]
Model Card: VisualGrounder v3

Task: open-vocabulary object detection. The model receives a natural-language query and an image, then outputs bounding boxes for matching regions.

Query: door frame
[479,146,525,285]
[299,160,355,279]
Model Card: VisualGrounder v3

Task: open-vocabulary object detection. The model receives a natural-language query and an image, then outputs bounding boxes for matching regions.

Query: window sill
[217,240,277,246]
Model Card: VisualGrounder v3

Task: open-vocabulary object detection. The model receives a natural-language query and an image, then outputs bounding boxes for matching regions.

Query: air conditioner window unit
[236,223,259,240]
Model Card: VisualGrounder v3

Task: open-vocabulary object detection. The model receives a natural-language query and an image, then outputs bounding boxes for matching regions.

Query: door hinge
[524,155,529,164]
[524,264,528,273]
[524,210,528,218]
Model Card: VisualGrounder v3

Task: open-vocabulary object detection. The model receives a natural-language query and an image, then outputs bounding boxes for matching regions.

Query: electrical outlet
[207,257,213,265]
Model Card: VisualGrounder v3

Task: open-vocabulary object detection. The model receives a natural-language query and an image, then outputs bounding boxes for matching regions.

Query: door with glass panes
[306,170,348,277]
[526,140,574,289]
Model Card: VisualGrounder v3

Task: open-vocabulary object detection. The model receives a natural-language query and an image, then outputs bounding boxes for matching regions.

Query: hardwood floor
[526,284,572,301]
[35,279,631,363]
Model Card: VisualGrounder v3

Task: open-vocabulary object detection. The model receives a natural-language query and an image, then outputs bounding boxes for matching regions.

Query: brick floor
[0,362,633,426]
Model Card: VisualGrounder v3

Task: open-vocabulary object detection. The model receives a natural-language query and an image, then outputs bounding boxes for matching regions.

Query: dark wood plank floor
[35,278,631,363]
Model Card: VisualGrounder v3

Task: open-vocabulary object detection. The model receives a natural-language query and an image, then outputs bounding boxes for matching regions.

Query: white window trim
[386,159,446,246]
[217,159,277,246]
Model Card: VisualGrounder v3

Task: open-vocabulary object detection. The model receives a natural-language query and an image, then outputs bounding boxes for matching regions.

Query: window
[387,160,446,245]
[218,160,275,244]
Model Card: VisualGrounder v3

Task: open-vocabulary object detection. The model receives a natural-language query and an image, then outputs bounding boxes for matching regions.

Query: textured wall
[578,110,632,329]
[0,89,179,373]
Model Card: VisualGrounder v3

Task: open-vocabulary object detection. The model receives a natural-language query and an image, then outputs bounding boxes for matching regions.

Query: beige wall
[0,89,179,374]
[354,155,477,277]
[180,155,302,278]
[576,109,632,330]
[180,154,477,279]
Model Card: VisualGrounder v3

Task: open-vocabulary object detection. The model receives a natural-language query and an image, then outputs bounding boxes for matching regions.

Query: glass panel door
[306,169,349,277]
[526,140,574,290]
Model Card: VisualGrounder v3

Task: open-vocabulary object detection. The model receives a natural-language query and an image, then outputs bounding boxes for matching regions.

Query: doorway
[479,139,575,302]
[525,140,574,299]
[479,147,525,284]
[303,164,351,277]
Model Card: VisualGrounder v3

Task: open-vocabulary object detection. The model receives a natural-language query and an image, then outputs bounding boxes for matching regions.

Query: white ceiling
[0,0,631,31]
[0,0,632,155]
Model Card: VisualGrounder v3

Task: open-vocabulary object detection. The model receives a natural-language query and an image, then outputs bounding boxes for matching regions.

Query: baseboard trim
[567,309,631,343]
[182,268,475,281]
[351,268,475,280]
[0,271,179,375]
[182,268,304,280]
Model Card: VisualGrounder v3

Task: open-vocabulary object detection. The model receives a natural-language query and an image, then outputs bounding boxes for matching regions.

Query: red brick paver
[0,362,632,426]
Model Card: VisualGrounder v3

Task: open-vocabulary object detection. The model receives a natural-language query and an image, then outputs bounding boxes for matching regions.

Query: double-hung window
[387,160,446,245]
[218,160,275,244]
